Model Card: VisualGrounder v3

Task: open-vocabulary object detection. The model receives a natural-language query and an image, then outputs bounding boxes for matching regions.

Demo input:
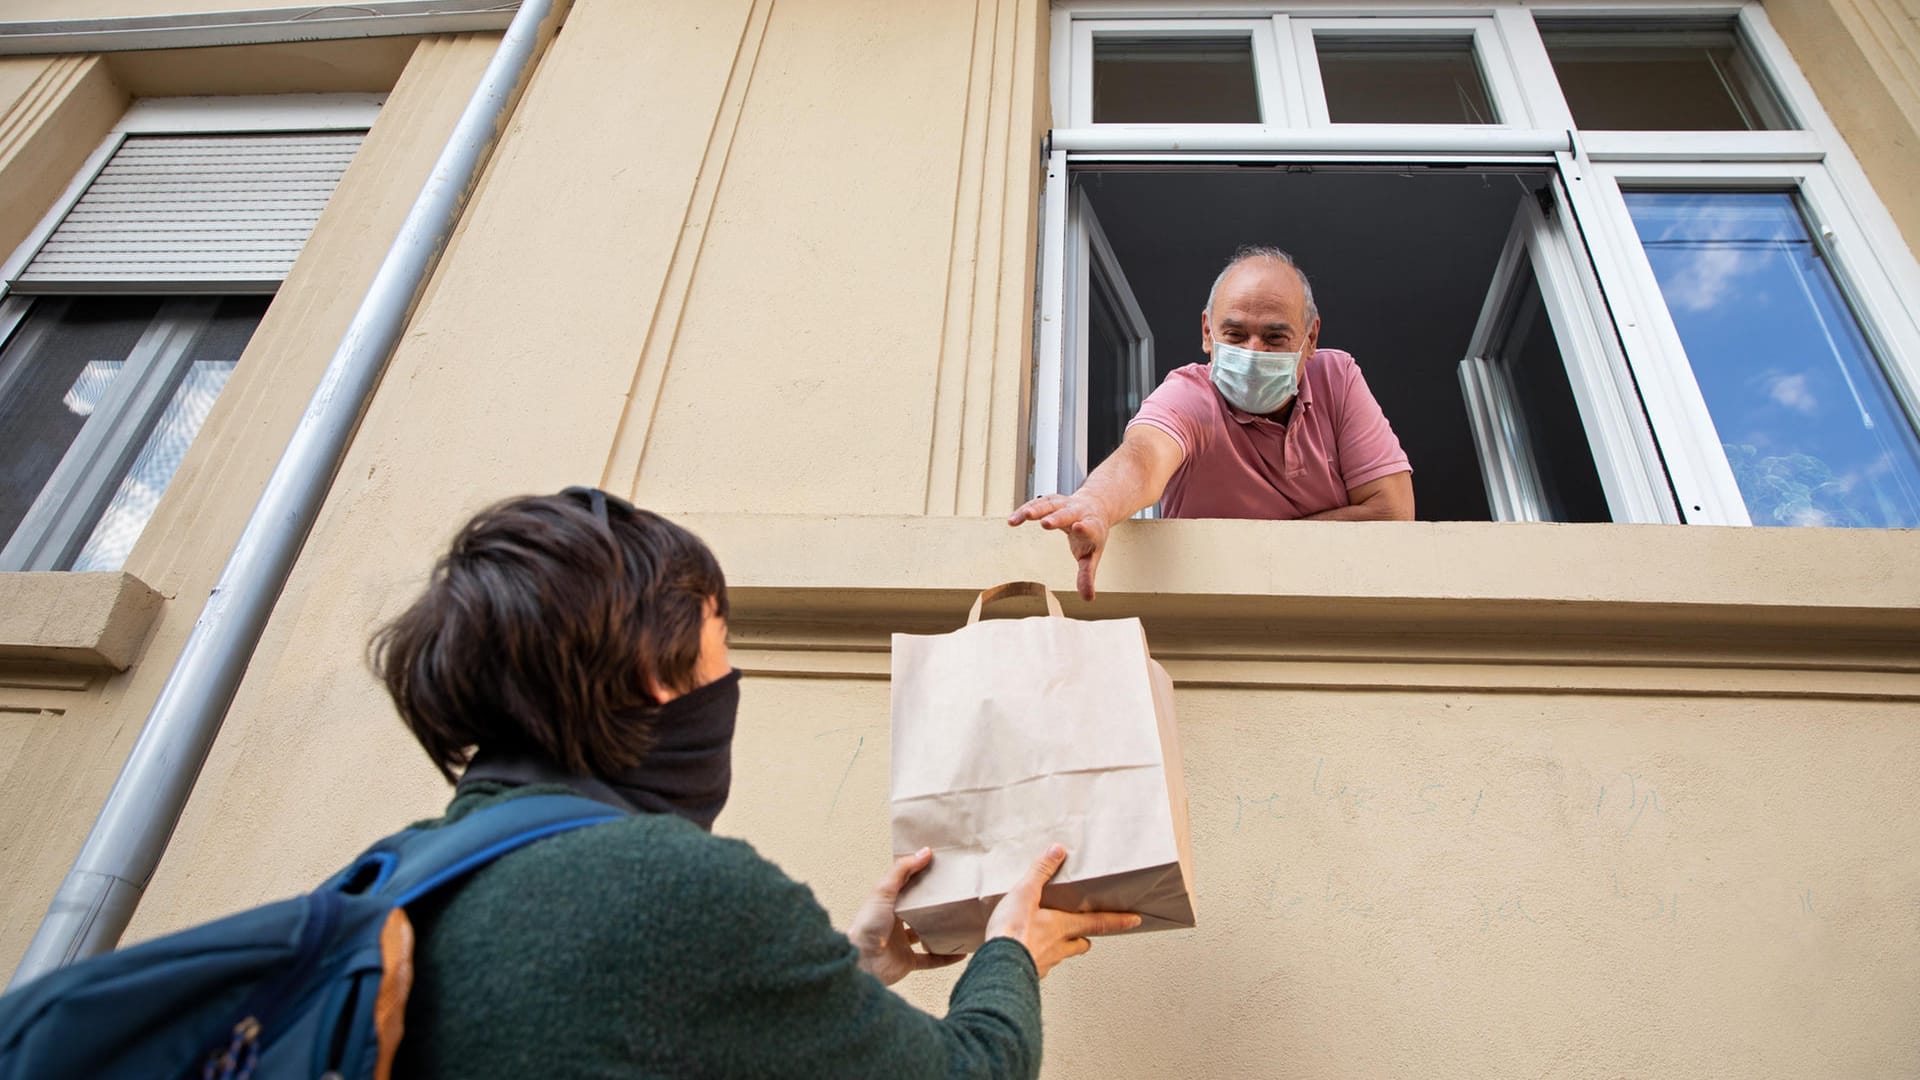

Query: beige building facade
[1,0,1917,1076]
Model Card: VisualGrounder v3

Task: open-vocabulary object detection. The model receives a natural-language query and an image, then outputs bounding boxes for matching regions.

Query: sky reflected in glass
[1627,191,1920,527]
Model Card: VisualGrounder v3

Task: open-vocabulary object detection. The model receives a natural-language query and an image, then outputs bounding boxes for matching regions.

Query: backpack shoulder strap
[343,794,625,907]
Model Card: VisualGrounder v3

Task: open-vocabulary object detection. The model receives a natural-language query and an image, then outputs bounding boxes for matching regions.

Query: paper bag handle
[966,581,1065,624]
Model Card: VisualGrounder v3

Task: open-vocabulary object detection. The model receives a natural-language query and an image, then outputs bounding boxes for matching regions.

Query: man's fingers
[1075,531,1103,601]
[1037,506,1083,531]
[1076,539,1102,602]
[916,951,967,970]
[1058,910,1143,938]
[1010,495,1068,526]
[1007,499,1047,525]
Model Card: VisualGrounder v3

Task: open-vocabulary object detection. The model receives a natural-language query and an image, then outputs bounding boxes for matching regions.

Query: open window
[1590,170,1920,527]
[1063,190,1156,500]
[1037,3,1920,530]
[1458,187,1673,522]
[1044,166,1655,523]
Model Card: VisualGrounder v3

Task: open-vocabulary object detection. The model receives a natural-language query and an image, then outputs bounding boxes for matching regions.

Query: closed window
[0,96,374,571]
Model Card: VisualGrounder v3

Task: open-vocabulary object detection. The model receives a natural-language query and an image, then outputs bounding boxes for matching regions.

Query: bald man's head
[1205,246,1318,327]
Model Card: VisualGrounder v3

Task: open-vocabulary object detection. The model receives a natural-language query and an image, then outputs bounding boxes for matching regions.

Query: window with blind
[0,95,377,572]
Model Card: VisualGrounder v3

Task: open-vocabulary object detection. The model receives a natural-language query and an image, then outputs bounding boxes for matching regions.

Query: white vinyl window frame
[1290,16,1533,129]
[1459,186,1676,522]
[1068,18,1290,129]
[1576,160,1920,525]
[1033,0,1920,529]
[1059,189,1156,494]
[0,93,378,570]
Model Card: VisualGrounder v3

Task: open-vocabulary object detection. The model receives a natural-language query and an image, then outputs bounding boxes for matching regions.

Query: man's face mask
[1209,341,1300,416]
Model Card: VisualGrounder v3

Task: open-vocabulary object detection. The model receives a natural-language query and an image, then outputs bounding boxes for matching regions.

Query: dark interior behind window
[1093,37,1262,123]
[1075,167,1612,522]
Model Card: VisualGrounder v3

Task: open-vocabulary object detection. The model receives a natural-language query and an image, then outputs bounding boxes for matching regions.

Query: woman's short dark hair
[371,491,728,782]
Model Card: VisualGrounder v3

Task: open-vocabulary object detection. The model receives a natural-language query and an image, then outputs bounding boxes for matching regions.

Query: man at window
[1010,246,1414,600]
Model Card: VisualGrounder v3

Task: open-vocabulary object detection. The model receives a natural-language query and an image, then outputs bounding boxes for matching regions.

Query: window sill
[680,514,1920,694]
[0,571,164,672]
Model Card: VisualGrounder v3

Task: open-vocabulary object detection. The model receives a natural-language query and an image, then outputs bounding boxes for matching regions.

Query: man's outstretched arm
[1007,425,1185,601]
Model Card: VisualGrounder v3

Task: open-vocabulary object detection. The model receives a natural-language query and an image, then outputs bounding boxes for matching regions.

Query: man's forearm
[1305,472,1414,521]
[1302,502,1397,521]
[1075,441,1164,522]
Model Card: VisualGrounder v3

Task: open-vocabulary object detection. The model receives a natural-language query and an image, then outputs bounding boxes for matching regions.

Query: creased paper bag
[889,582,1196,954]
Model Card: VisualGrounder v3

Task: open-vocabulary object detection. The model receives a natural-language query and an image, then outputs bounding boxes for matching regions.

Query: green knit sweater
[394,782,1042,1079]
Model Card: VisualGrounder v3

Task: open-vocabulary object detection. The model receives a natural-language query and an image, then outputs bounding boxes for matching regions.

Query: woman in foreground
[375,488,1137,1078]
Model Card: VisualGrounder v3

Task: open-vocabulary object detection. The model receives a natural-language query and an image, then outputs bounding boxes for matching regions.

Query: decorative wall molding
[0,2,519,55]
[685,513,1920,698]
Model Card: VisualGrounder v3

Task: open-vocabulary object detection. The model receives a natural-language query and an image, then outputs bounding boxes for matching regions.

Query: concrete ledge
[0,572,164,671]
[679,515,1920,678]
[682,514,1919,611]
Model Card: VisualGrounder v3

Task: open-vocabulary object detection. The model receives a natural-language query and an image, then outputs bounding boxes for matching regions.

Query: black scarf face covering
[460,669,742,831]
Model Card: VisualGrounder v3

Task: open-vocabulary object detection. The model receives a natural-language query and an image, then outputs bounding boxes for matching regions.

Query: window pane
[1317,36,1496,125]
[0,297,163,550]
[1626,191,1920,527]
[1093,37,1260,124]
[1542,24,1791,131]
[67,296,268,571]
[1499,264,1612,522]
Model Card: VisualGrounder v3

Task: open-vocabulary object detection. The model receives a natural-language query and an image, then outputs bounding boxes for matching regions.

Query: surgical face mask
[1209,341,1300,415]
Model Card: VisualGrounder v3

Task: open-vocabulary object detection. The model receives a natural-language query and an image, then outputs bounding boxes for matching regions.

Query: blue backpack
[0,793,621,1080]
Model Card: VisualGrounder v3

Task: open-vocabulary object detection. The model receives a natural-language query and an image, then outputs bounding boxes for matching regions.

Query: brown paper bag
[889,582,1196,954]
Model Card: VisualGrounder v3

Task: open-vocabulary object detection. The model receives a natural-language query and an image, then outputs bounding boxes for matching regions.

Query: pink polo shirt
[1126,349,1410,519]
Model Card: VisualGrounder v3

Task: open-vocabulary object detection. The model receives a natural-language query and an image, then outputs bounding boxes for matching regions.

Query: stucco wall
[0,31,502,972]
[735,680,1920,1077]
[0,0,1916,1077]
[123,505,1920,1077]
[1768,0,1920,251]
[0,54,124,271]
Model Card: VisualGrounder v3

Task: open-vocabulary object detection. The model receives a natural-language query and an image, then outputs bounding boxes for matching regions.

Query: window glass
[1490,263,1612,522]
[1093,37,1261,123]
[67,296,266,571]
[1316,36,1496,124]
[1542,23,1792,131]
[1626,191,1920,527]
[0,297,163,550]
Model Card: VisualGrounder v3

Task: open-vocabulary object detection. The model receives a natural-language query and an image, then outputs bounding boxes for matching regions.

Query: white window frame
[0,93,378,570]
[1060,189,1157,494]
[1033,0,1920,529]
[1290,16,1532,129]
[1578,160,1920,525]
[1070,18,1288,129]
[1460,188,1676,522]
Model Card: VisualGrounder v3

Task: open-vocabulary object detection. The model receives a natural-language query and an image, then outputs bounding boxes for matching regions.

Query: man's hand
[1008,427,1182,602]
[1006,493,1109,601]
[984,844,1142,977]
[849,848,965,986]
